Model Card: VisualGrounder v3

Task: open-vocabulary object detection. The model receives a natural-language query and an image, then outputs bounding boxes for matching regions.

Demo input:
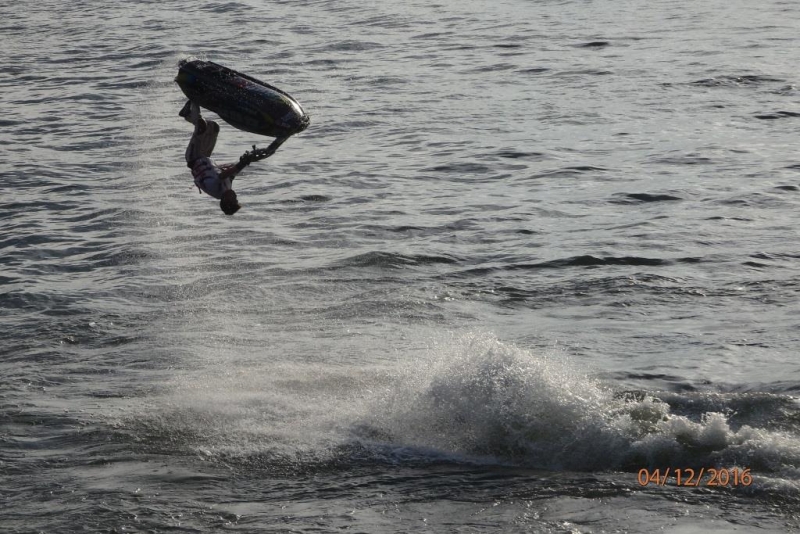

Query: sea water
[2,0,799,532]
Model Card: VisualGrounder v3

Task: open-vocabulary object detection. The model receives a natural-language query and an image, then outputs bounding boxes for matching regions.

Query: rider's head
[220,190,240,215]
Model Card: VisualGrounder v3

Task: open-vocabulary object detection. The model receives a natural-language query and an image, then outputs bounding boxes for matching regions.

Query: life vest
[190,157,229,199]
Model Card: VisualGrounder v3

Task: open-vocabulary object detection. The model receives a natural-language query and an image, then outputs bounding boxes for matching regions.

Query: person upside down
[180,100,287,215]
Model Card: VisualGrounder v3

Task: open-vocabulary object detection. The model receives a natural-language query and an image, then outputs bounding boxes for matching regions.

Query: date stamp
[637,468,753,487]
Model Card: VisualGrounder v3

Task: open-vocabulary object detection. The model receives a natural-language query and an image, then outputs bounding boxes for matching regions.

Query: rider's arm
[223,136,291,178]
[218,164,240,180]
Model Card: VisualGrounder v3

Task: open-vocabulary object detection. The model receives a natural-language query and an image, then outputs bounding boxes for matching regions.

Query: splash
[361,333,800,481]
[124,331,799,494]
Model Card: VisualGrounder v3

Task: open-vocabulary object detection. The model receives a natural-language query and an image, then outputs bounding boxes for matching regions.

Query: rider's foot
[178,100,192,119]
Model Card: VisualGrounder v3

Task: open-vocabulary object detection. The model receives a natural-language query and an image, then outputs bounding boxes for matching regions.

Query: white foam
[128,330,799,494]
[361,332,800,486]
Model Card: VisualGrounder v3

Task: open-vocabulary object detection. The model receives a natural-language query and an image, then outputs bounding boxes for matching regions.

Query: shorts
[184,103,220,164]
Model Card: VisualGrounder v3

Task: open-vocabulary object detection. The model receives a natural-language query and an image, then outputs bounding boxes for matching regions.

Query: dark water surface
[2,0,800,532]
